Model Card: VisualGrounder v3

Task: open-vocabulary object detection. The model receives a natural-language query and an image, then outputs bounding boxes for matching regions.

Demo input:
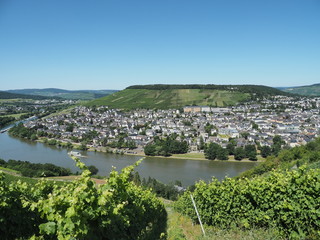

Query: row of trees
[130,171,184,201]
[0,158,72,177]
[204,135,287,161]
[204,140,258,161]
[144,135,188,156]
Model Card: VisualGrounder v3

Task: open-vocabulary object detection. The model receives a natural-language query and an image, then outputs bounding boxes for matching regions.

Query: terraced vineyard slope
[86,84,288,110]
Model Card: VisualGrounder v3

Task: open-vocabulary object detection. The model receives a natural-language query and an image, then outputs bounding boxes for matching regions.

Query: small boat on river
[68,151,84,158]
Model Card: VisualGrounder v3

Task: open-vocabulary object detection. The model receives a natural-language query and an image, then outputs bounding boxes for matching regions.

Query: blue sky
[0,0,319,90]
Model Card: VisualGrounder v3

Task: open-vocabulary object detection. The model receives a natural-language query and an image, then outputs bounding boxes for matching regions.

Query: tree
[260,146,271,158]
[205,123,215,135]
[244,145,257,161]
[252,121,259,130]
[241,132,249,140]
[226,140,236,155]
[66,123,74,132]
[78,143,88,151]
[199,136,205,150]
[144,143,156,156]
[204,142,220,160]
[88,165,99,175]
[247,150,257,161]
[234,147,245,160]
[126,140,137,150]
[66,142,73,149]
[217,147,229,160]
[273,135,285,145]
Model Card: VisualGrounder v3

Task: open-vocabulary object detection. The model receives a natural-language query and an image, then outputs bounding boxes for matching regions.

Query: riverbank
[90,146,265,163]
[35,137,265,163]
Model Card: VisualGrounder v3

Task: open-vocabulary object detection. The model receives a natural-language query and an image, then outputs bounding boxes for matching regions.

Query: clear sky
[0,0,319,90]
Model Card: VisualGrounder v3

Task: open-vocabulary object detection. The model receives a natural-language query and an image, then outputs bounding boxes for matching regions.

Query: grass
[86,89,250,109]
[164,200,283,240]
[1,172,39,185]
[171,153,206,160]
[170,153,265,162]
[1,113,26,119]
[0,166,20,173]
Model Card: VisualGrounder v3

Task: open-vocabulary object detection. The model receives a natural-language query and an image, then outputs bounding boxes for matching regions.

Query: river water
[0,133,258,186]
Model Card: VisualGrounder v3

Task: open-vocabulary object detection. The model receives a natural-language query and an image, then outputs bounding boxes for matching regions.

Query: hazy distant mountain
[0,91,51,100]
[85,84,292,110]
[280,83,320,96]
[7,88,118,100]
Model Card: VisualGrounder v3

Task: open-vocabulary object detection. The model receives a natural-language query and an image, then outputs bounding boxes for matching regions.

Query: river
[0,132,258,186]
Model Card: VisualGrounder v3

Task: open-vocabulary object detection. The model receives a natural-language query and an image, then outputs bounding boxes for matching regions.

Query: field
[87,89,249,109]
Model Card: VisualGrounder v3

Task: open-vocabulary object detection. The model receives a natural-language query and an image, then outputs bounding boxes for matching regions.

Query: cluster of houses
[0,99,77,116]
[24,95,320,153]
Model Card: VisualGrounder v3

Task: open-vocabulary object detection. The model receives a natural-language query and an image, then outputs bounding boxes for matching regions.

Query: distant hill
[7,88,118,100]
[0,91,51,100]
[86,84,291,110]
[280,83,320,96]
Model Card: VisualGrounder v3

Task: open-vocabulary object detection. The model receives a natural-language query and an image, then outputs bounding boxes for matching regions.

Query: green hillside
[86,84,289,109]
[282,83,320,96]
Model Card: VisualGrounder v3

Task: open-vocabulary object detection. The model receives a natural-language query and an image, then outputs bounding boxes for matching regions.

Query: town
[21,95,320,159]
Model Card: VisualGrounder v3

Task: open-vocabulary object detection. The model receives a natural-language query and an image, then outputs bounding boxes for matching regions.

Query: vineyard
[0,158,167,240]
[175,166,320,239]
[1,138,320,239]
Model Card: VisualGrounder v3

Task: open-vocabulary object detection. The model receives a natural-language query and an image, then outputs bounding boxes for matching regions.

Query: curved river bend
[0,133,258,186]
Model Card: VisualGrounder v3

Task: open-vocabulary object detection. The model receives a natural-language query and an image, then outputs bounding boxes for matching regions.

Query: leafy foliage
[8,122,37,140]
[175,166,320,239]
[0,159,167,239]
[0,158,72,177]
[0,116,15,128]
[176,138,320,239]
[241,137,320,179]
[144,135,188,157]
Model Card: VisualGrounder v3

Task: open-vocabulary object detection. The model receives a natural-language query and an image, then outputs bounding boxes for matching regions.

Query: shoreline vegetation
[4,128,265,163]
[34,137,265,163]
